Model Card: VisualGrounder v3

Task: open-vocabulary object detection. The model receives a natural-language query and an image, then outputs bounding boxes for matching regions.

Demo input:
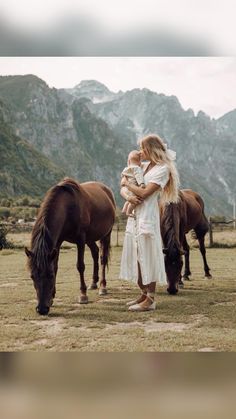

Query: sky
[0,0,235,54]
[0,57,236,119]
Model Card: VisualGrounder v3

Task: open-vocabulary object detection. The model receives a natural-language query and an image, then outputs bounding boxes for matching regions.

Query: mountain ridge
[0,75,235,215]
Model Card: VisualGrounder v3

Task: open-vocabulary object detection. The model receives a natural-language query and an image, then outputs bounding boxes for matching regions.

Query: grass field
[0,231,236,351]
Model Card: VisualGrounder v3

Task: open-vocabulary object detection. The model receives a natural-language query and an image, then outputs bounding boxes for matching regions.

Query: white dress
[119,162,169,286]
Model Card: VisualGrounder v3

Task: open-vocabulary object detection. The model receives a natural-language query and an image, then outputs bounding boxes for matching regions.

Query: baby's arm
[133,167,145,188]
[120,177,143,205]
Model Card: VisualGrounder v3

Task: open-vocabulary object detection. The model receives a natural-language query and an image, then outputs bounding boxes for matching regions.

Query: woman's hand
[128,195,143,205]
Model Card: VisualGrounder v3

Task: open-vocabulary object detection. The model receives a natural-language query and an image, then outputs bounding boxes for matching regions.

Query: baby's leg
[122,201,129,213]
[126,203,135,216]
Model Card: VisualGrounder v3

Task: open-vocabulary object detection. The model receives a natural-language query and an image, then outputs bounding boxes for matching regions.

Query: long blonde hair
[140,134,180,204]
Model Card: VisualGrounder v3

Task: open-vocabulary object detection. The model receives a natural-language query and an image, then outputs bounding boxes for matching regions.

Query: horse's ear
[49,248,58,261]
[25,247,33,258]
[163,248,168,255]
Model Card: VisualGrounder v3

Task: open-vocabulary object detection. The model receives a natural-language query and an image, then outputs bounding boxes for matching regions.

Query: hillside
[0,75,236,215]
[0,100,65,197]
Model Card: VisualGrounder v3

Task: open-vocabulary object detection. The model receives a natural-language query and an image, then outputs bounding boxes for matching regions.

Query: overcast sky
[0,0,235,54]
[0,57,236,119]
[0,0,236,55]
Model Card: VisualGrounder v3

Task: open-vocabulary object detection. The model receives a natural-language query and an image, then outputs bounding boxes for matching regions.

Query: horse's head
[163,244,185,295]
[25,247,57,315]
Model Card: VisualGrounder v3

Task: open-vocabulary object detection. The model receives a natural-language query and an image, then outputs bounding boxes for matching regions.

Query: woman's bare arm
[124,181,160,199]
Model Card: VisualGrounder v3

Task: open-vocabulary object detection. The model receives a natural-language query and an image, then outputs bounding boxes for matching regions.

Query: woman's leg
[128,266,156,311]
[147,282,156,297]
[126,263,147,306]
[137,262,147,293]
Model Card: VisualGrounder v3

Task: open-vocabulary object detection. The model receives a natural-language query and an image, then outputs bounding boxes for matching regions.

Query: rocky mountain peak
[75,79,111,92]
[72,80,115,103]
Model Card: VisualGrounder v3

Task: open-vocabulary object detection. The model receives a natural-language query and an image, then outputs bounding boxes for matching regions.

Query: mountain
[0,100,65,197]
[0,75,128,204]
[64,80,119,103]
[216,109,236,136]
[0,75,235,215]
[66,83,236,215]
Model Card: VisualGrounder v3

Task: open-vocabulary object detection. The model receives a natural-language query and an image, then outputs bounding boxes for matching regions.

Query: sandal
[128,296,156,312]
[126,293,147,307]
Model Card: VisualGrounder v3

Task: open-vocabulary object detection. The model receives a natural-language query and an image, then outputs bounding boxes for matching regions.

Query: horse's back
[80,182,116,240]
[180,189,208,232]
[82,181,115,203]
[81,181,116,213]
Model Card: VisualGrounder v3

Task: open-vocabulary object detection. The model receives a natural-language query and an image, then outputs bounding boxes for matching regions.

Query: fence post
[208,217,213,248]
[233,201,236,229]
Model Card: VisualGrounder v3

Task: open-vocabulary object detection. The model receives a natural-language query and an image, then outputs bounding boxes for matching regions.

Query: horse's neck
[161,204,181,248]
[46,198,69,245]
[36,197,67,249]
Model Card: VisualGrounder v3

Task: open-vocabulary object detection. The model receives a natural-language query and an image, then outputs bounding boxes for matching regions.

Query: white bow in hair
[163,143,176,161]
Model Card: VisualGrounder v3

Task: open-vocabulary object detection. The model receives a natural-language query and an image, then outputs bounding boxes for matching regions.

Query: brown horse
[25,178,116,315]
[160,189,211,295]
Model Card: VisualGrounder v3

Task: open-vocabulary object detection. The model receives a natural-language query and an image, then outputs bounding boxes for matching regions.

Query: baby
[121,150,145,216]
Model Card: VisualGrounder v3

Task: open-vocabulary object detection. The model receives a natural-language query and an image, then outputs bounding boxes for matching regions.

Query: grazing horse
[160,189,211,295]
[25,178,116,315]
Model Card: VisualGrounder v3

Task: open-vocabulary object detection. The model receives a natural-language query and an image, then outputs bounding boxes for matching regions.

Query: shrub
[15,197,30,207]
[0,207,11,219]
[0,198,12,207]
[0,224,14,250]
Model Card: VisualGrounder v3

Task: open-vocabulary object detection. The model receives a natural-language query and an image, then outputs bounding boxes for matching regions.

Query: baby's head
[128,150,141,166]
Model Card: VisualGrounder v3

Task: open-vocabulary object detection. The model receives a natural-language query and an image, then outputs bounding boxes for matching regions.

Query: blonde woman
[120,134,180,311]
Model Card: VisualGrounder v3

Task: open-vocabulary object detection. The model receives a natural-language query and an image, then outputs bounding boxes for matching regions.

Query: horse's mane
[161,204,179,250]
[161,191,184,252]
[29,178,80,271]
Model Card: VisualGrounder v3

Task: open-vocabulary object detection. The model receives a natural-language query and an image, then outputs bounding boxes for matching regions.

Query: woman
[119,134,179,311]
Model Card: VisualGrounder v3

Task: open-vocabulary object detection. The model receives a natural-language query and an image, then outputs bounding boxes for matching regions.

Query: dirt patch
[189,314,209,324]
[30,319,65,336]
[144,321,189,333]
[33,339,49,345]
[104,321,190,333]
[0,282,18,288]
[214,301,235,306]
[96,298,119,304]
[103,315,209,334]
[198,347,216,352]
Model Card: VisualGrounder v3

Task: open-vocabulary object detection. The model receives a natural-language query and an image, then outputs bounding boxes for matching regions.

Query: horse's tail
[100,230,112,270]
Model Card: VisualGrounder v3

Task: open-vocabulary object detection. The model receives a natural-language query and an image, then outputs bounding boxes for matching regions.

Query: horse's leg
[182,235,191,281]
[51,251,59,306]
[99,232,111,296]
[87,241,99,290]
[197,235,212,278]
[76,236,88,304]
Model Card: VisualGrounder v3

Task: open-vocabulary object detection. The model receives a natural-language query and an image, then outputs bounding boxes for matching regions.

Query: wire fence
[208,217,236,248]
[1,216,236,249]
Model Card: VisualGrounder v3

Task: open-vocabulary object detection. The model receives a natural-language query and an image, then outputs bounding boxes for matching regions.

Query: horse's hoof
[205,274,212,279]
[99,288,107,296]
[179,282,184,288]
[79,295,88,304]
[183,276,191,281]
[88,283,98,290]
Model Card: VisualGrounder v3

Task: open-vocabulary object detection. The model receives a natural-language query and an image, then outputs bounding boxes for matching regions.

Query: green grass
[0,237,236,351]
